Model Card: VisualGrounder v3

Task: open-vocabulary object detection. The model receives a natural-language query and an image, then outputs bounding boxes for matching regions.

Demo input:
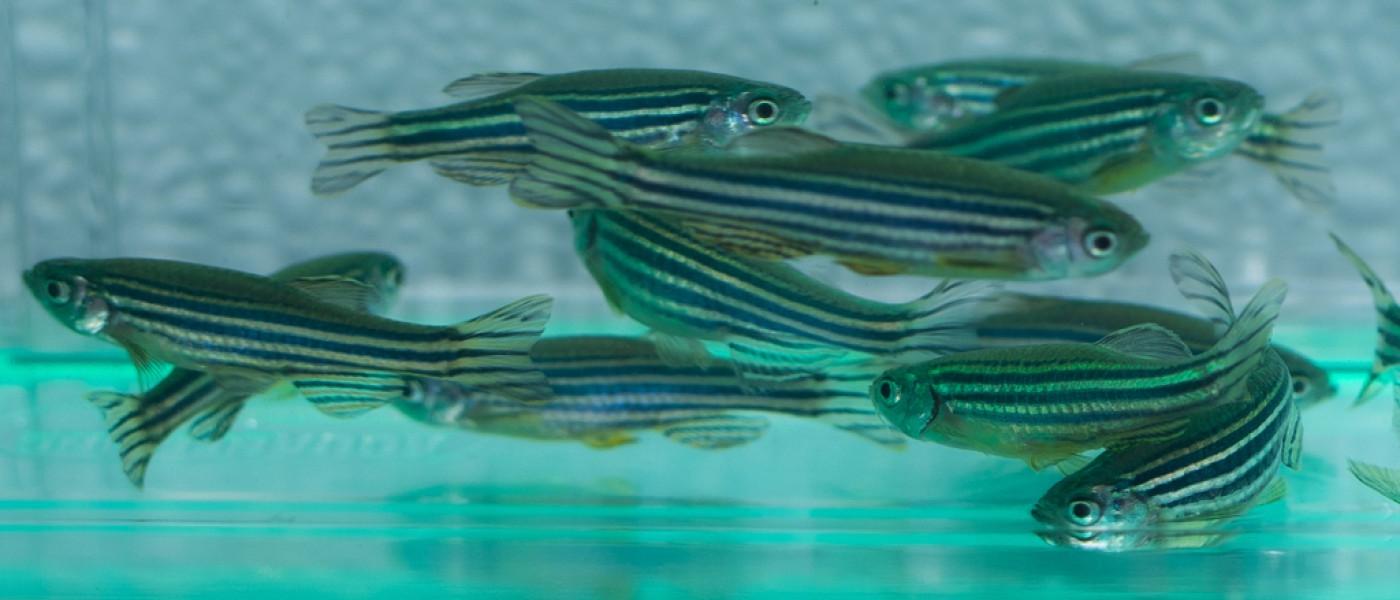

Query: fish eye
[1082,229,1118,258]
[44,280,71,303]
[1292,378,1310,396]
[885,82,911,104]
[1193,96,1225,125]
[872,377,900,406]
[1067,499,1103,526]
[387,267,404,287]
[746,98,781,125]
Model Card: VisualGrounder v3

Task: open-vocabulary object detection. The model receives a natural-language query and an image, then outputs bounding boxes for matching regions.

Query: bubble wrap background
[2,0,1397,353]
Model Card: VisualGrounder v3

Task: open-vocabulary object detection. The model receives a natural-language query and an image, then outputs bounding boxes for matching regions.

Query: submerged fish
[1348,458,1400,505]
[1032,347,1300,552]
[571,209,995,363]
[971,292,1334,409]
[870,250,1286,469]
[1330,233,1400,404]
[511,97,1147,281]
[394,337,904,450]
[23,257,552,418]
[82,252,406,488]
[305,68,811,195]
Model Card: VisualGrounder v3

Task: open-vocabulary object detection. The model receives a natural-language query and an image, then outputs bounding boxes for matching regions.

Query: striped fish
[970,292,1334,409]
[870,250,1287,469]
[81,251,405,489]
[305,68,811,195]
[1031,348,1300,552]
[23,257,553,419]
[393,337,904,450]
[511,97,1148,281]
[1330,233,1400,405]
[874,59,1338,207]
[571,209,997,363]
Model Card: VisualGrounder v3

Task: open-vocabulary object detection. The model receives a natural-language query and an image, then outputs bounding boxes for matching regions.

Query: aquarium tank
[2,1,1399,597]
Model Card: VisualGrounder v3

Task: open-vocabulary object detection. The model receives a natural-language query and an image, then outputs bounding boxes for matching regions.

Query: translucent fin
[291,373,406,418]
[579,431,638,449]
[805,94,909,144]
[1174,250,1288,405]
[836,257,907,276]
[428,155,529,186]
[441,72,542,99]
[1256,477,1288,506]
[1330,232,1397,405]
[1094,323,1195,361]
[893,280,1001,360]
[680,219,815,261]
[1054,453,1094,476]
[649,332,714,368]
[1348,459,1400,504]
[1169,249,1236,335]
[510,97,627,210]
[1124,51,1206,74]
[86,391,160,489]
[286,276,378,313]
[1281,414,1304,471]
[445,294,554,402]
[304,104,396,196]
[662,415,769,449]
[113,336,166,393]
[727,343,846,392]
[1236,92,1341,210]
[187,396,245,443]
[722,127,842,157]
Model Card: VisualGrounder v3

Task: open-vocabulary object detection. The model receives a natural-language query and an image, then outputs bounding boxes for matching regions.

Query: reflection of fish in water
[77,252,406,489]
[394,336,904,450]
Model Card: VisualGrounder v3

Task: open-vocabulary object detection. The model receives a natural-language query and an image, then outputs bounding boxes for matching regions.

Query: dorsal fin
[1169,250,1236,335]
[287,276,377,313]
[1124,51,1206,74]
[722,127,842,158]
[1095,323,1194,361]
[442,72,542,99]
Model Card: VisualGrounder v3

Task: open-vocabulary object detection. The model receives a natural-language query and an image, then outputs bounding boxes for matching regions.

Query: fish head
[1028,199,1149,280]
[1032,481,1159,551]
[859,71,960,132]
[700,83,812,145]
[22,258,112,337]
[869,366,940,440]
[1152,78,1264,163]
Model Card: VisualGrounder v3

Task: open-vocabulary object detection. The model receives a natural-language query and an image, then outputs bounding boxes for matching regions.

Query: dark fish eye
[1067,499,1103,526]
[388,267,404,287]
[45,280,71,303]
[1292,378,1310,396]
[746,98,781,125]
[885,82,910,103]
[1193,97,1225,125]
[873,377,900,406]
[1083,229,1118,258]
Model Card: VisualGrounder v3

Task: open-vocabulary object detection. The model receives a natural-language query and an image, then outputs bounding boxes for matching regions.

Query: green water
[3,348,1400,598]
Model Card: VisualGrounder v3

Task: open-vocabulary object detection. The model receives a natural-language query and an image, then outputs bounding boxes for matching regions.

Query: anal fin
[681,219,815,261]
[662,415,769,449]
[579,431,639,449]
[187,396,247,442]
[290,373,406,418]
[430,153,533,186]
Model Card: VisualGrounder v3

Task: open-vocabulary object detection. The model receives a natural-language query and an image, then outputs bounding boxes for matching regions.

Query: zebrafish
[869,250,1286,469]
[1032,347,1300,551]
[305,68,810,195]
[511,97,1148,281]
[571,209,996,364]
[1329,233,1400,404]
[971,292,1334,409]
[82,252,406,488]
[23,257,552,418]
[394,337,904,450]
[1348,458,1400,505]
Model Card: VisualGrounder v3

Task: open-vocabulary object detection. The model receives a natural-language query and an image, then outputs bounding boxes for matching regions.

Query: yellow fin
[580,431,638,449]
[681,220,814,261]
[1080,150,1166,195]
[836,257,906,276]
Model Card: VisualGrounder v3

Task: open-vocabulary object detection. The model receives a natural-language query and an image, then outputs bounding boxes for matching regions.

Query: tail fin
[86,391,167,489]
[1348,459,1400,504]
[509,97,628,210]
[1236,92,1341,210]
[1171,250,1287,402]
[446,294,554,402]
[895,280,1001,361]
[304,104,397,196]
[1169,249,1236,335]
[1331,232,1398,404]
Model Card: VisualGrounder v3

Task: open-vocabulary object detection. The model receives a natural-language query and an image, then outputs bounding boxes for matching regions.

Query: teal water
[3,344,1399,597]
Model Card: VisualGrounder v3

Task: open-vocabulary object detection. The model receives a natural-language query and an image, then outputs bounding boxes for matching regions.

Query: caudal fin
[1171,250,1287,402]
[1348,459,1400,504]
[446,294,555,402]
[86,391,167,489]
[1330,232,1399,404]
[895,280,1001,361]
[509,97,629,210]
[1236,92,1341,210]
[304,104,397,196]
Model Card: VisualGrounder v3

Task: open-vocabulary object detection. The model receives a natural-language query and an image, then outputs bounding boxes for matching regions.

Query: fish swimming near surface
[970,292,1334,409]
[81,252,406,489]
[903,68,1338,207]
[305,68,811,195]
[570,209,998,365]
[23,257,553,421]
[510,97,1148,281]
[869,250,1287,470]
[394,337,905,450]
[1031,345,1300,552]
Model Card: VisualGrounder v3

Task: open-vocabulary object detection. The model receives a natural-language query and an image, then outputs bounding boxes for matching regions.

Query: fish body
[512,98,1147,281]
[1031,349,1299,551]
[81,252,406,488]
[24,257,552,418]
[306,68,811,194]
[972,292,1334,409]
[870,251,1286,468]
[571,209,993,362]
[394,337,904,450]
